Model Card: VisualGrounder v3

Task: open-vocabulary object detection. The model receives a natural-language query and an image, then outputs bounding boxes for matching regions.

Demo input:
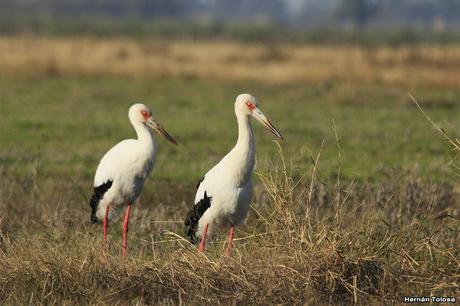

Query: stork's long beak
[146,118,178,145]
[252,107,283,140]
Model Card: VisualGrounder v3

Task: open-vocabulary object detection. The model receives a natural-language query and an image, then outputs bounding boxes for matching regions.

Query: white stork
[90,103,177,257]
[184,93,283,254]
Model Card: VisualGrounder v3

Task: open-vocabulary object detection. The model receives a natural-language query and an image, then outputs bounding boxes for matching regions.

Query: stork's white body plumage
[184,94,283,253]
[93,136,156,221]
[90,103,177,256]
[193,110,255,239]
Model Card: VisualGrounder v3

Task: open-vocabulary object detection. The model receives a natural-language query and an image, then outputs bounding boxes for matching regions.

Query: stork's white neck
[225,112,255,186]
[132,120,155,147]
[236,113,254,148]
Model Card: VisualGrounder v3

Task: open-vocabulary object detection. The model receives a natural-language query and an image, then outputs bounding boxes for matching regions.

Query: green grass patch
[0,75,459,184]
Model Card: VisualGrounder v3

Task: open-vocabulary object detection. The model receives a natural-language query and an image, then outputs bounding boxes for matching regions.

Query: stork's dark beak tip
[169,137,179,146]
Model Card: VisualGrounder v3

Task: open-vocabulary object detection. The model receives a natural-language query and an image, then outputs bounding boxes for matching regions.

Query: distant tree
[337,0,380,29]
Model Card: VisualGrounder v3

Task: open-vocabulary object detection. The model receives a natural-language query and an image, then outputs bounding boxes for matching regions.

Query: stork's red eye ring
[245,101,255,111]
[141,110,150,120]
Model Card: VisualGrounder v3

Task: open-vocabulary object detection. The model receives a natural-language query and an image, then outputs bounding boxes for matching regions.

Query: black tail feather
[90,180,113,224]
[184,191,211,243]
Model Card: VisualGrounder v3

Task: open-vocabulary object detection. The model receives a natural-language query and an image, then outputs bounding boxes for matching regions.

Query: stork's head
[129,103,178,145]
[235,94,283,140]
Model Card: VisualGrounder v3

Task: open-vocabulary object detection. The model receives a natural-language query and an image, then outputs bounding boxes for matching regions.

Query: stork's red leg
[225,225,235,256]
[198,224,209,252]
[103,206,109,241]
[122,204,132,257]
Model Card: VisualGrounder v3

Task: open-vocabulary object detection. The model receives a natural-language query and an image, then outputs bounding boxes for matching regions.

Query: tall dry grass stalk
[0,37,459,88]
[410,93,460,178]
[410,93,460,151]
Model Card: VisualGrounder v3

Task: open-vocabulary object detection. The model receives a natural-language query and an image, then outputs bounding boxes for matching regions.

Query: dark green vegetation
[2,18,460,46]
[0,74,459,304]
[2,0,460,45]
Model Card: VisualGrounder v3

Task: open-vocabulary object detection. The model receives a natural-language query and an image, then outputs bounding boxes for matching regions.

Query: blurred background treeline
[1,0,460,44]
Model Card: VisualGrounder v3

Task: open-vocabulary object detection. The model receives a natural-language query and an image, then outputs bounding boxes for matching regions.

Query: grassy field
[0,37,459,304]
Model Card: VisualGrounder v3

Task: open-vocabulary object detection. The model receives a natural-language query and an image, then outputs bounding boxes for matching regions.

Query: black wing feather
[196,176,204,189]
[90,180,113,223]
[184,191,211,243]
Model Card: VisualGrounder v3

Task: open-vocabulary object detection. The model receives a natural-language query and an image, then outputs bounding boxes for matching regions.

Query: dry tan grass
[0,36,459,88]
[0,145,458,305]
